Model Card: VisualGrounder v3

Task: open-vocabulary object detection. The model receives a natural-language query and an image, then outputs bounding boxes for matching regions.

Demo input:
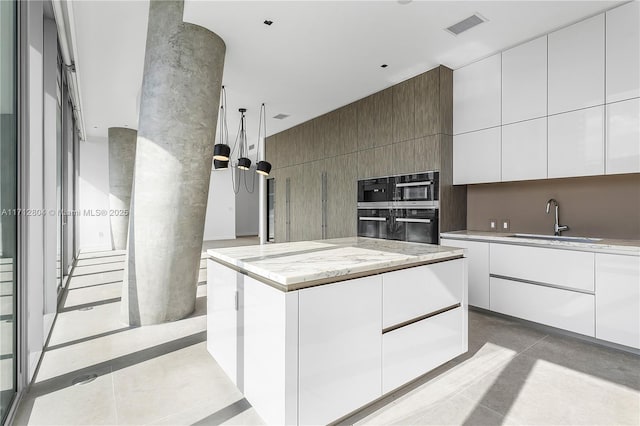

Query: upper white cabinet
[548,106,604,178]
[453,54,501,134]
[453,127,501,184]
[606,98,640,175]
[606,1,640,103]
[502,117,547,182]
[548,14,605,115]
[595,253,640,349]
[502,36,547,124]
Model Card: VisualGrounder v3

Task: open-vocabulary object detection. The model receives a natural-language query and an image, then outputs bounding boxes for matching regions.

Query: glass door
[0,0,18,420]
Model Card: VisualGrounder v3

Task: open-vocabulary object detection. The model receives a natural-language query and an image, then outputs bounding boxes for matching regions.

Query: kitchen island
[206,237,467,425]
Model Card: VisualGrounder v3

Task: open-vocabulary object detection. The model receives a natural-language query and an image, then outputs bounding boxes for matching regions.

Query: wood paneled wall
[266,65,466,242]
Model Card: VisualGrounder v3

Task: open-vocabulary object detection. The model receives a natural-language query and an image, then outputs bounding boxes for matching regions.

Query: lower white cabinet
[206,260,241,388]
[382,308,464,393]
[501,118,547,181]
[595,254,640,349]
[453,127,501,184]
[298,276,382,426]
[548,106,604,178]
[606,98,640,175]
[382,259,464,328]
[441,238,489,309]
[490,243,595,292]
[490,277,595,337]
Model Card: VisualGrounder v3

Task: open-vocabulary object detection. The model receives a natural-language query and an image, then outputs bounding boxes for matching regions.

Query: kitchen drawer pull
[395,181,433,188]
[382,303,461,334]
[359,217,386,222]
[395,218,432,224]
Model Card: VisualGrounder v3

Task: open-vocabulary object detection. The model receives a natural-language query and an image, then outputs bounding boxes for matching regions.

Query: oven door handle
[395,218,432,224]
[358,217,387,222]
[395,180,433,188]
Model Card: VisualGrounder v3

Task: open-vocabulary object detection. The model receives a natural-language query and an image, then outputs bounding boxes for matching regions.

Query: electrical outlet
[501,219,510,232]
[489,219,497,231]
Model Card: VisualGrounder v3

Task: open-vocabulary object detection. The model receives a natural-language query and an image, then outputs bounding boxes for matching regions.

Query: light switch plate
[501,219,510,232]
[489,219,497,231]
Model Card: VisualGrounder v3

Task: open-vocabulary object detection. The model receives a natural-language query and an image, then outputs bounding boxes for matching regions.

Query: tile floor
[13,237,640,425]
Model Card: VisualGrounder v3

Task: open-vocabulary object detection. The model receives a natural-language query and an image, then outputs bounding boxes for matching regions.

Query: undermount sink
[511,233,603,244]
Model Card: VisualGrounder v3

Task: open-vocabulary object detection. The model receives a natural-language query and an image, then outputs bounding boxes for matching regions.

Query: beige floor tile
[461,352,640,425]
[63,282,122,309]
[14,370,117,426]
[113,342,234,425]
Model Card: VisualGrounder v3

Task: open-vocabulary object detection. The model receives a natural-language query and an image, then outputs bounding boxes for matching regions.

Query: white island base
[206,238,468,425]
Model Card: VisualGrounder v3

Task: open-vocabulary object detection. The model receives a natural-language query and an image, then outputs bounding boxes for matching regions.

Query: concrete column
[108,127,136,250]
[122,0,225,325]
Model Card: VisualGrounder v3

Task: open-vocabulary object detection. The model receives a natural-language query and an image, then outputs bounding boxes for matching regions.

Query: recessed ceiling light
[398,0,413,4]
[445,14,487,36]
[264,20,273,26]
[273,113,289,120]
[380,64,388,68]
[93,126,98,128]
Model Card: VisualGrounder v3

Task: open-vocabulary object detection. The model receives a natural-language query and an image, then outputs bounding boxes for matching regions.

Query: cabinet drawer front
[382,307,464,394]
[383,258,465,329]
[595,254,640,349]
[490,277,594,336]
[490,243,594,292]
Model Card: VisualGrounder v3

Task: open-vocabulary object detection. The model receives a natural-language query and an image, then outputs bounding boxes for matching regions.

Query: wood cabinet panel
[265,134,279,170]
[392,139,418,175]
[317,110,341,158]
[277,130,294,169]
[439,66,453,135]
[415,68,441,137]
[392,78,416,143]
[325,153,358,238]
[272,167,289,242]
[357,88,393,150]
[357,145,394,179]
[415,135,441,173]
[289,162,322,242]
[338,103,359,155]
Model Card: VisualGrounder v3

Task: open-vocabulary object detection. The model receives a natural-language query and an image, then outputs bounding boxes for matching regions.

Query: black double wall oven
[357,172,439,244]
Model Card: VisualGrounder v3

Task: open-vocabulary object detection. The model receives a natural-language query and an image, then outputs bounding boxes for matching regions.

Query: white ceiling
[73,0,623,141]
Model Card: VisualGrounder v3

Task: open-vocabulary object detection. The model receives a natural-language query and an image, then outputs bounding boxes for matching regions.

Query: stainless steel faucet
[546,198,569,236]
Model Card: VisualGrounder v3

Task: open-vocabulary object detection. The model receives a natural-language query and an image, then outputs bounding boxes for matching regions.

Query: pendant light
[213,159,228,169]
[237,108,252,170]
[213,86,231,162]
[255,103,272,176]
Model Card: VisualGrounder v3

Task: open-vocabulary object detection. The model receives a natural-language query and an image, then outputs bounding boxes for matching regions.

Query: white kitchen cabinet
[490,243,595,293]
[382,308,464,394]
[548,106,604,178]
[243,276,299,426]
[441,238,489,309]
[453,54,501,134]
[298,276,382,426]
[502,36,547,124]
[501,118,547,181]
[382,259,464,329]
[490,277,595,337]
[548,14,604,114]
[453,126,501,184]
[606,98,640,175]
[606,1,640,103]
[206,260,241,387]
[595,254,640,349]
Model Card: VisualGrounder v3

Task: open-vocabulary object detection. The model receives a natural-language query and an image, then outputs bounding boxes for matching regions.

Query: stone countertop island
[206,238,468,425]
[207,237,465,290]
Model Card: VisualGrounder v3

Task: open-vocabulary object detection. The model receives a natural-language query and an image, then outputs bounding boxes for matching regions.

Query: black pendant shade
[256,160,272,176]
[213,159,228,169]
[237,157,251,170]
[213,143,231,161]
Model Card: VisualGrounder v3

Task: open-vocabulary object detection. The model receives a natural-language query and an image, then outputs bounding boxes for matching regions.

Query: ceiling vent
[446,14,486,36]
[273,113,289,120]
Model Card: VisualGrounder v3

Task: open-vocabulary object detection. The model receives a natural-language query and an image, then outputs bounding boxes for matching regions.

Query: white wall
[203,168,236,240]
[235,176,259,237]
[78,136,111,251]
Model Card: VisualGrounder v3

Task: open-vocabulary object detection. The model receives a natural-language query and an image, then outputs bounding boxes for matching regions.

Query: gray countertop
[441,230,640,256]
